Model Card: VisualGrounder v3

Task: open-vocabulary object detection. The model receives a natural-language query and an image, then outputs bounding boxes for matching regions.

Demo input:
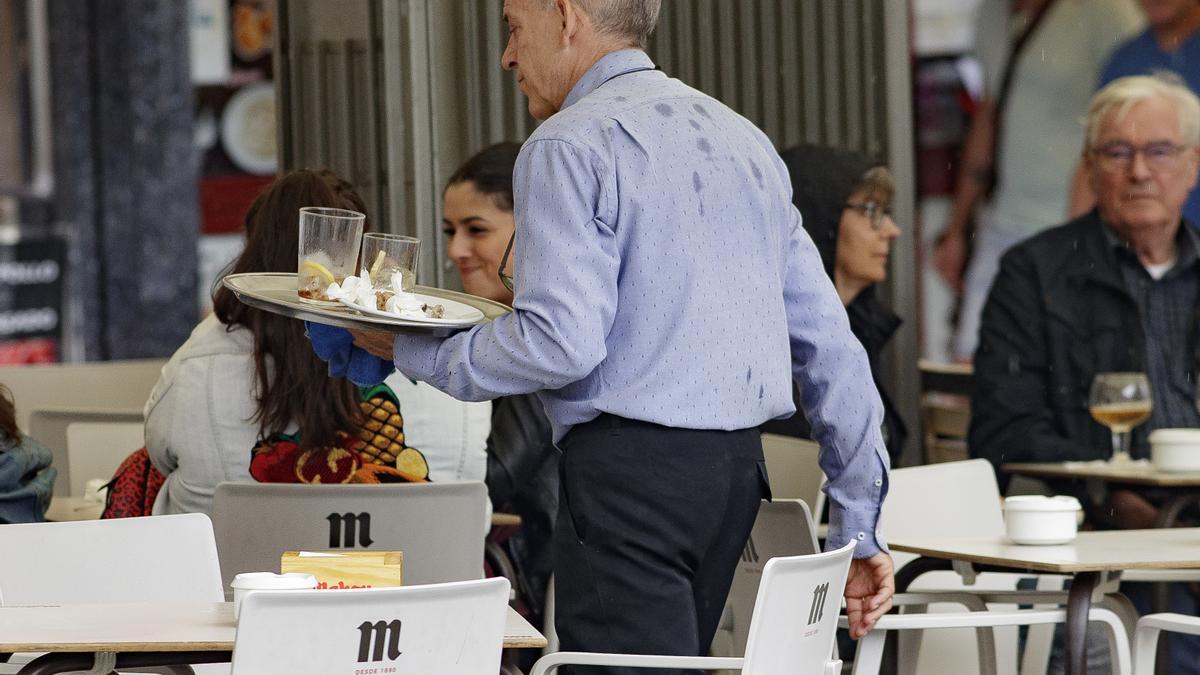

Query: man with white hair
[333,0,893,667]
[971,74,1200,672]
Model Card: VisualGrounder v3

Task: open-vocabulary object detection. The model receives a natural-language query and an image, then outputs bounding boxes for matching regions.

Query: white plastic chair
[0,514,226,674]
[230,577,511,674]
[65,420,144,497]
[874,459,1136,675]
[0,358,164,432]
[721,499,822,656]
[760,433,826,518]
[531,541,856,675]
[1133,613,1200,675]
[26,407,145,497]
[0,514,223,604]
[210,481,488,588]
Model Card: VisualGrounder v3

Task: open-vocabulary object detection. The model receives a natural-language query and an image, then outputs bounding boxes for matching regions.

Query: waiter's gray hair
[1085,74,1200,147]
[546,0,661,49]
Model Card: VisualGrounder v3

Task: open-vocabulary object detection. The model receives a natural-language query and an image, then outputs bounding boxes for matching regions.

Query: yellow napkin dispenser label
[280,550,403,589]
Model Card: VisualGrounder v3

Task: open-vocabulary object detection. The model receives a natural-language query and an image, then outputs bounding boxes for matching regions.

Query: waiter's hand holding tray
[222,272,510,337]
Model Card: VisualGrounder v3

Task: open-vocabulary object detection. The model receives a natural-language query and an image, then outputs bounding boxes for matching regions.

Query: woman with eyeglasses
[441,142,558,636]
[764,144,907,464]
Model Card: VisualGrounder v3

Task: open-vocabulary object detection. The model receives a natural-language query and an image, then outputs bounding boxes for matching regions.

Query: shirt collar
[1103,217,1200,275]
[561,49,656,110]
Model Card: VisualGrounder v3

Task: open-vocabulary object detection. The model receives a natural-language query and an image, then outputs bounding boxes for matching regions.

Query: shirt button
[874,479,883,487]
[857,532,866,540]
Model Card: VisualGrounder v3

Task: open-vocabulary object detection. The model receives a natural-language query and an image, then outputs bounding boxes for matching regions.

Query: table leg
[1065,571,1099,675]
[18,651,231,675]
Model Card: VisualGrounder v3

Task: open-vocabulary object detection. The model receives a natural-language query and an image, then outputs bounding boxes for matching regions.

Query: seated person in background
[146,170,488,515]
[971,74,1200,672]
[0,383,55,523]
[442,142,558,629]
[763,145,906,466]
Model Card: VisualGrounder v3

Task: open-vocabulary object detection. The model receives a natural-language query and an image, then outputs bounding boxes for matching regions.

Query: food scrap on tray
[325,270,445,320]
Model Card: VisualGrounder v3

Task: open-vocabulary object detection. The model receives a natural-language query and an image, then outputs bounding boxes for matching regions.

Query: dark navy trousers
[553,413,768,675]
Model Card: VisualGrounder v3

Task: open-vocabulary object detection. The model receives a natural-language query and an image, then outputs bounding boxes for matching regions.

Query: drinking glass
[297,207,365,303]
[360,233,420,293]
[1089,372,1152,464]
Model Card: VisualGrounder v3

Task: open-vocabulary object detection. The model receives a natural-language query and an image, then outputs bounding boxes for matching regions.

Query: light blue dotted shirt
[392,50,889,556]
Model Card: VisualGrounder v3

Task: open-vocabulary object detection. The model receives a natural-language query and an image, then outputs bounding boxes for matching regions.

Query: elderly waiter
[326,0,894,667]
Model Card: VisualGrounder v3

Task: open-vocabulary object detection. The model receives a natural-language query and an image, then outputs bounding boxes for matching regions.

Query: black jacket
[485,393,557,624]
[970,210,1200,483]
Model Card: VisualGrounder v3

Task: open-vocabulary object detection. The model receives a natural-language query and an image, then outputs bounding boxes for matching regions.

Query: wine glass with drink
[1089,372,1152,464]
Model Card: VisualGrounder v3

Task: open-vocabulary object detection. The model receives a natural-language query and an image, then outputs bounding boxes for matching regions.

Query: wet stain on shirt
[750,161,765,190]
[655,103,674,117]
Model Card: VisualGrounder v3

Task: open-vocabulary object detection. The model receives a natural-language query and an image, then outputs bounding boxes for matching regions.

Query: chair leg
[974,622,999,675]
[1021,623,1055,675]
[1134,626,1161,675]
[1095,610,1132,675]
[896,604,924,675]
[852,631,888,675]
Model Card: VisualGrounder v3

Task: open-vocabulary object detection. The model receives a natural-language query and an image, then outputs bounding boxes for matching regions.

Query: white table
[1003,461,1200,527]
[890,528,1200,675]
[0,602,546,674]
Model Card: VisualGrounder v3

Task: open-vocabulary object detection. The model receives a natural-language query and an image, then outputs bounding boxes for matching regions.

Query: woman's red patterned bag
[100,447,166,519]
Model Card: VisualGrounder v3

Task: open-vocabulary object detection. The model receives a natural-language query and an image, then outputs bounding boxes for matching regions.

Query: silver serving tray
[222,272,510,336]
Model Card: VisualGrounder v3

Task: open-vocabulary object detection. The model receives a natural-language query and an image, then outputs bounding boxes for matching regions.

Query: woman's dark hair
[780,144,889,278]
[445,142,523,212]
[0,384,18,443]
[210,169,368,449]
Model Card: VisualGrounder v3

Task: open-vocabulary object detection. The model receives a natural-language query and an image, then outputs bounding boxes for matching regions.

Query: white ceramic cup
[1149,428,1200,473]
[230,572,317,618]
[1004,495,1082,545]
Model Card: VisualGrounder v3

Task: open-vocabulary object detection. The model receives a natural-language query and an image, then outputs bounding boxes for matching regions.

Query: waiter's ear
[555,0,583,47]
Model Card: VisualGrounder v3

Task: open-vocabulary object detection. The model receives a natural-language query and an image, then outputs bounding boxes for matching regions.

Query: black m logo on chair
[356,619,403,662]
[327,512,374,548]
[808,582,829,625]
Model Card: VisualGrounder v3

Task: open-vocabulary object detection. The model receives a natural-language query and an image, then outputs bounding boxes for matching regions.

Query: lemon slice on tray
[300,260,336,286]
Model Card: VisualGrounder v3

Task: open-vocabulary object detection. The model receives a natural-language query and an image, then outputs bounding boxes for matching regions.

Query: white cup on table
[1004,495,1082,545]
[230,572,317,618]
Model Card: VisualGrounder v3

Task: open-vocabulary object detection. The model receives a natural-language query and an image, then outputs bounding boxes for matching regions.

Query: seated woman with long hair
[145,169,488,515]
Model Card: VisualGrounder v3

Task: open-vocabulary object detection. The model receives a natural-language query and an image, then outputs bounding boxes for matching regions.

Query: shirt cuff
[390,333,444,387]
[826,502,888,558]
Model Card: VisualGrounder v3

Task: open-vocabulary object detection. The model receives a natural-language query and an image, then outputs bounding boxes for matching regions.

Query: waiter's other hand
[844,552,895,639]
[350,329,396,360]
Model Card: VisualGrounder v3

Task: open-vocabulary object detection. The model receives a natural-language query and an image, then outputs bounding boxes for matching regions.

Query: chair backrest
[210,481,488,589]
[741,541,855,675]
[27,407,145,496]
[917,359,974,465]
[65,421,144,497]
[727,499,821,655]
[0,358,164,432]
[231,577,510,675]
[0,513,223,605]
[920,393,971,465]
[760,433,826,517]
[882,459,1005,541]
